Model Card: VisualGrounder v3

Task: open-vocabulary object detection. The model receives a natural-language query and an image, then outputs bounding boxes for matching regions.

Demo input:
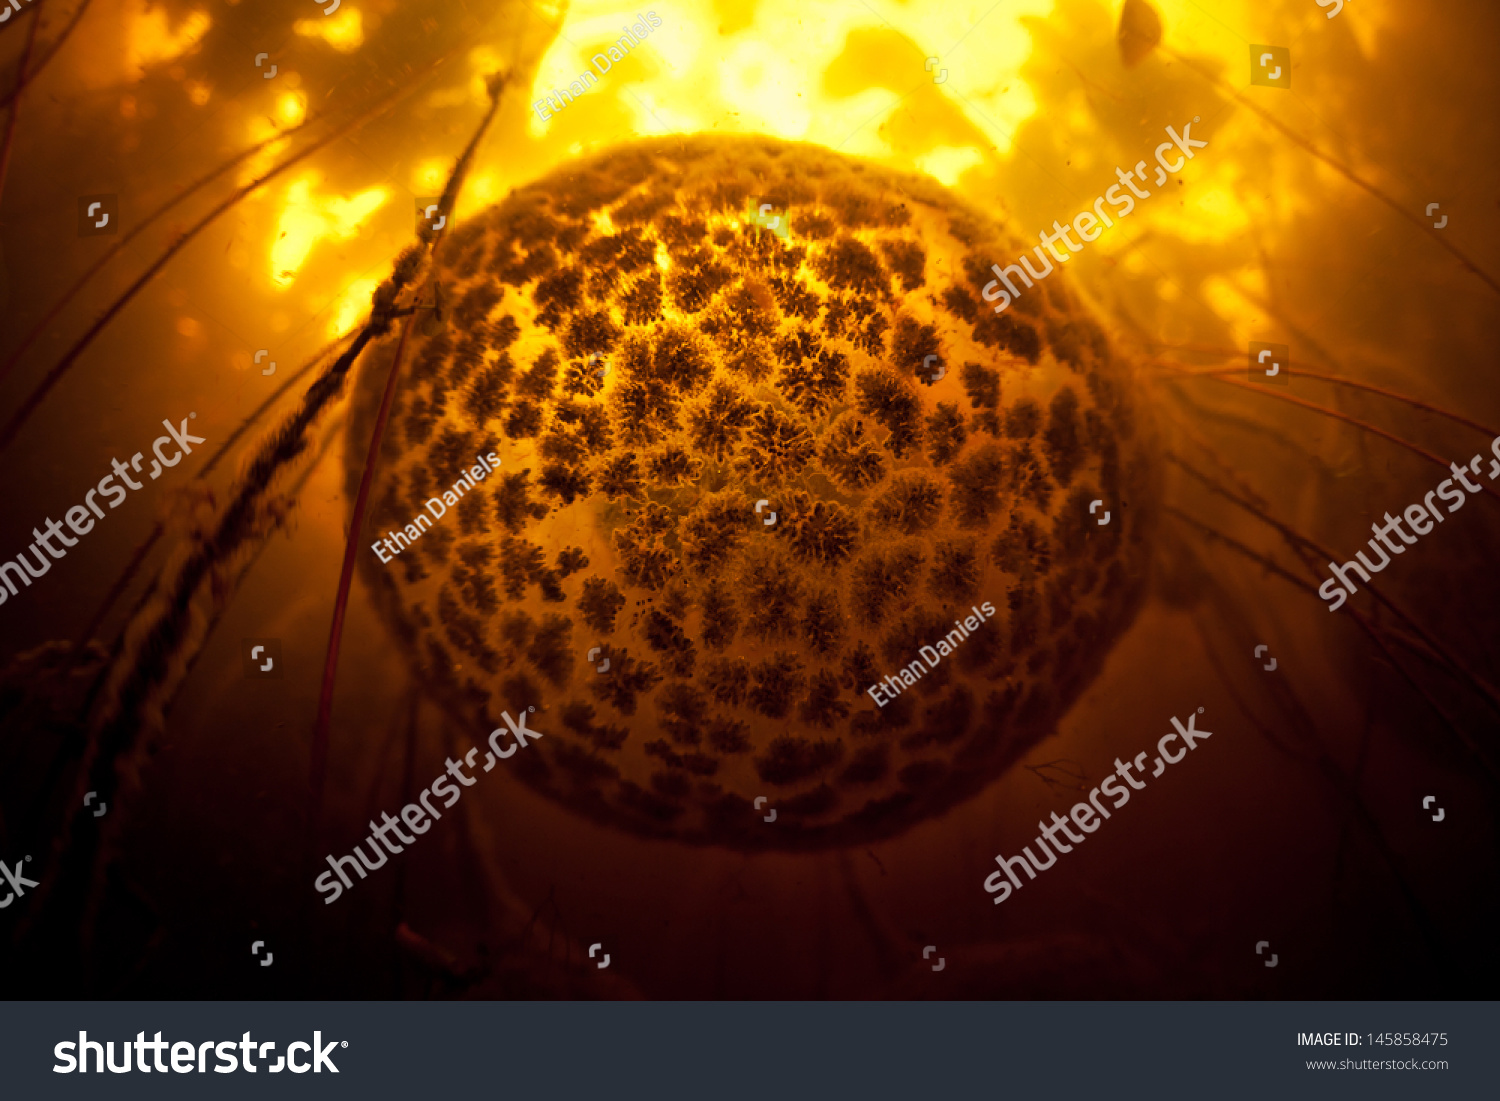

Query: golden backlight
[2,0,1495,1002]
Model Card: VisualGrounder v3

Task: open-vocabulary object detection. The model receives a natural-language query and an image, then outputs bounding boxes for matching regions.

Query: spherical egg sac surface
[345,133,1161,851]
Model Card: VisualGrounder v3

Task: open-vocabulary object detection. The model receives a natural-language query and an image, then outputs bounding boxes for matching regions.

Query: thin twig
[73,339,344,650]
[309,310,416,821]
[1154,362,1499,442]
[0,107,328,387]
[308,70,511,826]
[1155,362,1498,500]
[1165,449,1500,716]
[0,0,88,110]
[1160,42,1500,299]
[0,0,43,207]
[0,48,456,451]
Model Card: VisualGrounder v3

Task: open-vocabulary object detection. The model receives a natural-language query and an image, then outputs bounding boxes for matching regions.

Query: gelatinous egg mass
[346,134,1160,850]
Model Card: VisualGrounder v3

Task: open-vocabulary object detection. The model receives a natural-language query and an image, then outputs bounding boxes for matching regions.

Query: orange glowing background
[1,0,1496,998]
